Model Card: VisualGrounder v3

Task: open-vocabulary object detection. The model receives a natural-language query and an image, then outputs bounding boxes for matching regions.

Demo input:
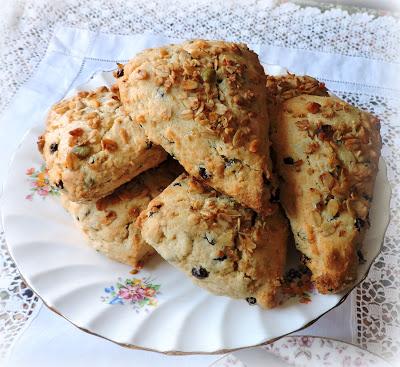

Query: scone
[270,94,381,293]
[117,40,278,216]
[38,85,167,202]
[61,159,183,267]
[137,173,288,308]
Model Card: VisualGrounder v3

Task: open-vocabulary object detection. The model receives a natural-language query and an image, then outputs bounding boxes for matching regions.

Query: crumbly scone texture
[137,173,288,308]
[271,94,381,293]
[38,85,168,202]
[118,39,277,216]
[61,159,183,267]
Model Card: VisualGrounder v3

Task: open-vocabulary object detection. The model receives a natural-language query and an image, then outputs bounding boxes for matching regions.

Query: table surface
[0,1,399,366]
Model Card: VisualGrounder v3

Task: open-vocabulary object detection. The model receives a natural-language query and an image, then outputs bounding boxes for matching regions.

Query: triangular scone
[271,94,381,293]
[38,86,167,202]
[137,173,288,308]
[61,159,183,267]
[117,40,277,216]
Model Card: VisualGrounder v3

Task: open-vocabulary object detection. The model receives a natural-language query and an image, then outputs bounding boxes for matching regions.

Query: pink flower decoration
[26,168,35,175]
[38,188,50,196]
[25,194,33,201]
[145,288,156,297]
[118,285,146,301]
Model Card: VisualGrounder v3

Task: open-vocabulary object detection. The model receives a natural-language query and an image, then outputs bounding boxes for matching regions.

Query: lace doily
[0,0,399,362]
[0,231,40,361]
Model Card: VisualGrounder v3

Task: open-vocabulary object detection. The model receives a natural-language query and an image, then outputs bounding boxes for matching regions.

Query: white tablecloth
[0,1,399,365]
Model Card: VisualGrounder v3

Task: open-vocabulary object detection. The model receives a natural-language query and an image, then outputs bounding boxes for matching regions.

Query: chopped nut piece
[249,139,260,153]
[180,109,193,120]
[320,172,335,190]
[295,119,310,131]
[321,222,337,237]
[37,135,45,154]
[101,210,117,225]
[305,142,320,154]
[65,152,79,170]
[119,128,129,143]
[128,207,140,217]
[306,102,321,114]
[311,210,322,226]
[182,79,198,90]
[327,198,339,217]
[136,69,149,80]
[69,128,84,137]
[101,138,118,152]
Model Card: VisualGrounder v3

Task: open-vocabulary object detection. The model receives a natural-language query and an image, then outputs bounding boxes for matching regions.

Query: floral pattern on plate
[25,165,59,200]
[101,277,161,313]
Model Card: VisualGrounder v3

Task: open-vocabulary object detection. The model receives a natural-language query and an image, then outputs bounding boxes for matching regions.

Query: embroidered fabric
[0,0,399,361]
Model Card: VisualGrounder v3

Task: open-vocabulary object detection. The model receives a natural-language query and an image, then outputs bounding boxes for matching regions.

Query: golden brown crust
[40,86,167,202]
[270,94,381,293]
[137,173,288,308]
[61,159,183,267]
[118,40,277,216]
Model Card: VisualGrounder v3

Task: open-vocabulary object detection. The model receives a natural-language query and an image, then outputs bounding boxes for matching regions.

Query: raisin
[213,254,227,261]
[191,266,209,279]
[316,124,334,140]
[246,297,257,305]
[145,140,153,149]
[203,233,216,245]
[283,157,294,165]
[269,188,280,203]
[173,182,182,187]
[354,217,365,232]
[49,143,58,154]
[55,180,63,189]
[116,68,124,78]
[199,166,211,180]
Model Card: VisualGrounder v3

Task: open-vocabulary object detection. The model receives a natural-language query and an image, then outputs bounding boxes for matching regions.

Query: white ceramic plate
[210,336,392,366]
[1,70,391,354]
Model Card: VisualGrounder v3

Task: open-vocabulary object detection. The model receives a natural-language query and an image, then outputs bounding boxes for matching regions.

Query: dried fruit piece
[71,145,91,159]
[283,157,294,165]
[316,124,334,140]
[191,266,209,279]
[199,166,211,180]
[55,180,64,189]
[246,297,257,305]
[49,142,58,154]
